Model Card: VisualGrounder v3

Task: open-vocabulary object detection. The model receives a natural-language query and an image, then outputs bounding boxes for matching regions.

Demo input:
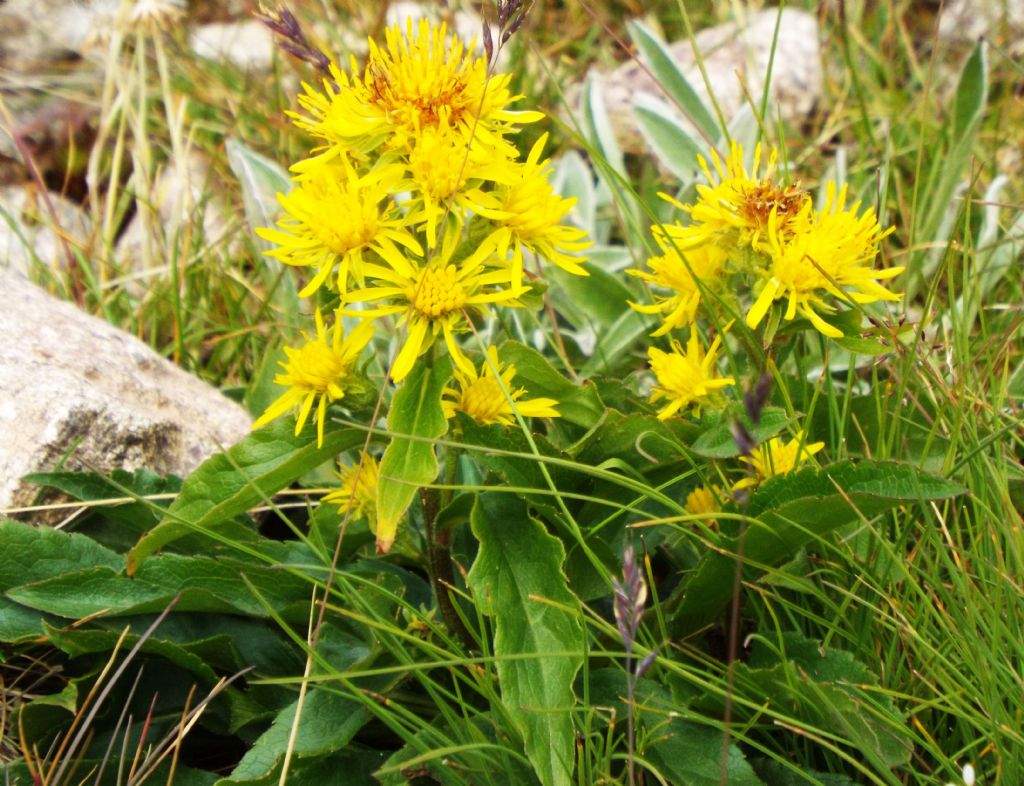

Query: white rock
[938,0,1024,52]
[190,20,277,72]
[386,1,491,58]
[0,186,93,277]
[0,267,253,515]
[584,8,822,153]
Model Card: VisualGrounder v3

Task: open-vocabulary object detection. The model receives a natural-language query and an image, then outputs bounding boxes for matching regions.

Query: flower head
[745,182,900,337]
[478,134,591,276]
[629,227,727,334]
[680,141,811,254]
[647,331,735,420]
[442,346,559,425]
[291,20,541,157]
[736,429,824,489]
[252,310,375,447]
[342,232,527,381]
[685,485,724,518]
[256,160,421,297]
[323,452,379,521]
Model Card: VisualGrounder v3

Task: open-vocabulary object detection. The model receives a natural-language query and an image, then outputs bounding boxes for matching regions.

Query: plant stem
[421,485,474,650]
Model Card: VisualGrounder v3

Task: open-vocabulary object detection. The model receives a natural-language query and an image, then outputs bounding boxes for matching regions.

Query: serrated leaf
[498,340,605,429]
[626,20,719,141]
[375,357,451,553]
[673,461,966,635]
[127,419,367,574]
[467,494,583,786]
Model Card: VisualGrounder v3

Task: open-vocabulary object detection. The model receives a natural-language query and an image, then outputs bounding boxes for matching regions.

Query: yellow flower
[647,331,735,420]
[745,182,900,338]
[665,141,809,257]
[478,134,591,277]
[736,430,824,489]
[252,310,376,447]
[342,232,528,382]
[403,123,515,248]
[442,346,559,425]
[324,452,379,521]
[685,484,724,517]
[629,226,727,334]
[256,160,421,297]
[290,20,541,156]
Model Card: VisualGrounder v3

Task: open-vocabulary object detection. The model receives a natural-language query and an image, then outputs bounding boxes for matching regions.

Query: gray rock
[0,185,93,277]
[586,8,822,153]
[0,268,252,517]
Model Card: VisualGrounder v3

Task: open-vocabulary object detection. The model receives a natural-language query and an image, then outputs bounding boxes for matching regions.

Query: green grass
[2,1,1023,784]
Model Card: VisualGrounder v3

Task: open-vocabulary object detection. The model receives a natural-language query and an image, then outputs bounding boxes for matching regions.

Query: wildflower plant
[84,9,978,786]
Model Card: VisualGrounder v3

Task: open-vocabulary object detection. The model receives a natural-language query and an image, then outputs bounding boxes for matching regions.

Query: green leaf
[459,416,575,515]
[953,41,988,139]
[375,357,451,552]
[498,340,605,429]
[0,519,124,590]
[633,93,704,182]
[467,494,583,786]
[673,461,966,635]
[218,688,370,784]
[226,137,291,243]
[586,669,762,785]
[646,721,765,786]
[741,632,912,767]
[626,20,719,141]
[10,553,316,621]
[690,409,789,458]
[127,419,368,573]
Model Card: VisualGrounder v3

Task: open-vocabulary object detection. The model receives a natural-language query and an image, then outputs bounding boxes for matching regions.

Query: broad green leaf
[43,622,220,685]
[673,461,966,635]
[587,669,762,785]
[741,632,912,767]
[127,419,367,573]
[548,264,637,335]
[580,303,651,377]
[0,519,124,589]
[217,688,370,784]
[575,411,687,466]
[0,598,54,642]
[633,93,704,182]
[498,340,605,429]
[690,409,789,458]
[467,494,583,786]
[952,41,988,139]
[750,760,857,786]
[459,416,573,515]
[646,721,765,785]
[10,553,316,621]
[626,20,719,141]
[375,357,451,553]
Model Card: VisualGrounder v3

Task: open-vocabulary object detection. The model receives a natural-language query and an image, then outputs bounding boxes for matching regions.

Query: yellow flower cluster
[254,20,588,447]
[631,141,902,339]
